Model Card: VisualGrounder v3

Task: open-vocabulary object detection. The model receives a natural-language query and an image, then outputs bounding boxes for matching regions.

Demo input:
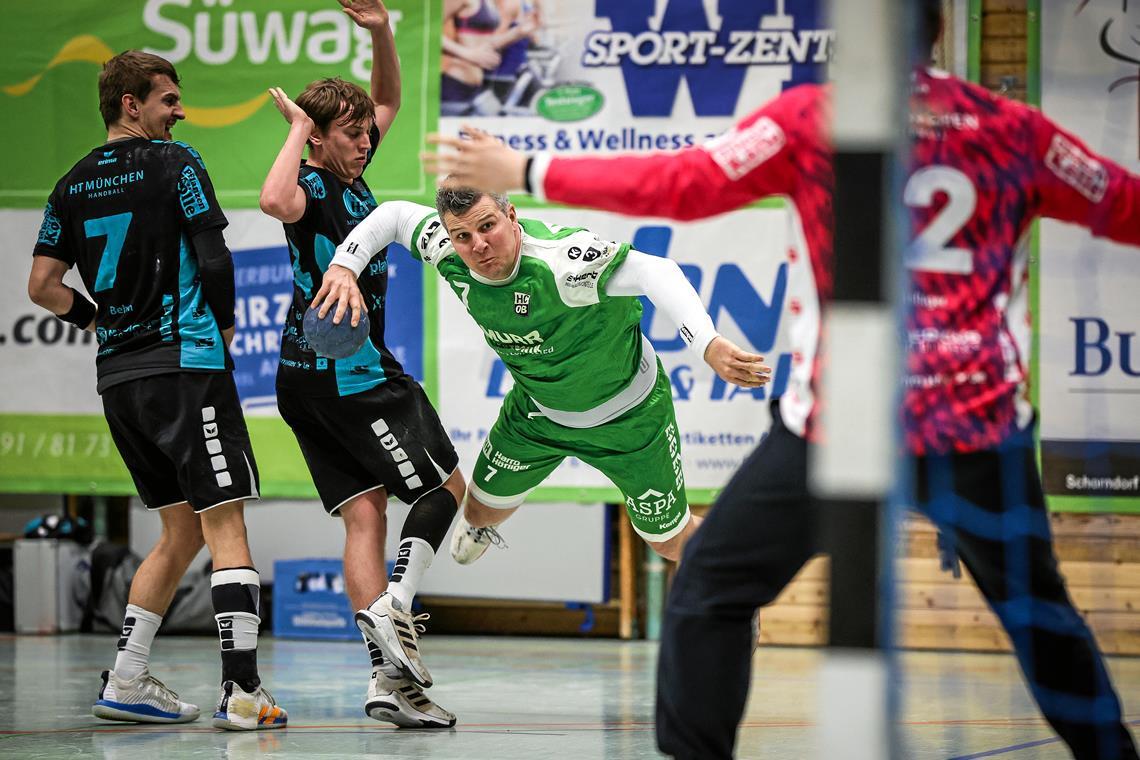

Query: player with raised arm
[312,187,770,578]
[28,51,286,731]
[258,0,460,728]
[422,3,1140,757]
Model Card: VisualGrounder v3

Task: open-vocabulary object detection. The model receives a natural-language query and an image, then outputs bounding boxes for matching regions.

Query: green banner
[0,0,440,498]
[0,414,323,499]
[0,0,438,208]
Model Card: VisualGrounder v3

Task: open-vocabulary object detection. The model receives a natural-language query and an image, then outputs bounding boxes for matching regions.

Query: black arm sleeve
[189,226,236,331]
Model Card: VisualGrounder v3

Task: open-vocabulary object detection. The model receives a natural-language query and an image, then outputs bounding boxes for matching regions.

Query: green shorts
[470,365,691,542]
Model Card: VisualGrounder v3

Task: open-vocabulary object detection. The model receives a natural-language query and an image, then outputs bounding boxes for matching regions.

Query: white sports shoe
[365,668,456,728]
[92,669,200,724]
[356,593,433,688]
[211,680,288,730]
[449,515,507,565]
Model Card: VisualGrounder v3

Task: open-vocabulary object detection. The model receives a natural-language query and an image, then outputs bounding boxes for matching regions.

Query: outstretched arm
[340,0,402,140]
[313,201,436,325]
[423,86,819,219]
[424,120,778,219]
[605,250,770,388]
[1030,110,1140,246]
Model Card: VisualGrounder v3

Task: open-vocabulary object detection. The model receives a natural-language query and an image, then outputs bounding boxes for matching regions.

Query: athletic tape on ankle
[215,611,260,651]
[211,567,260,587]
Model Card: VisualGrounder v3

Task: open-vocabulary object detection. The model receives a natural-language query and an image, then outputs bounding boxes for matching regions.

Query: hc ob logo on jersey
[585,0,830,117]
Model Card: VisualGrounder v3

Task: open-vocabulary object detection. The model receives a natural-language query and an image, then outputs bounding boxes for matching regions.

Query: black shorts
[102,372,260,512]
[276,375,459,514]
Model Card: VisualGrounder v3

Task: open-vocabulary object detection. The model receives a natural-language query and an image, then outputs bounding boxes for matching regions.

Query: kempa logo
[142,0,402,82]
[587,0,831,117]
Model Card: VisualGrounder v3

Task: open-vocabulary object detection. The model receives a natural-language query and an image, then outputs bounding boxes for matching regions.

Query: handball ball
[303,306,370,360]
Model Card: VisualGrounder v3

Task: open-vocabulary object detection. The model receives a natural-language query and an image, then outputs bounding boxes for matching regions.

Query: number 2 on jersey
[85,212,133,292]
[904,166,975,274]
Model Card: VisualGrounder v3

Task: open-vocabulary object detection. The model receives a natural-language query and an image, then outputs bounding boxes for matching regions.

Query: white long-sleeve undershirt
[605,249,717,360]
[331,201,719,362]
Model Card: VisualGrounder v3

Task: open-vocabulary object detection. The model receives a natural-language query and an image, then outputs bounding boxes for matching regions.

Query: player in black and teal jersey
[259,0,460,727]
[28,50,285,731]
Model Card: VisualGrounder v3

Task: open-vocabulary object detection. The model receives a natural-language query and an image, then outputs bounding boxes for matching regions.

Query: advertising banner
[0,1,435,496]
[0,209,422,497]
[434,0,829,500]
[0,0,437,208]
[1,0,832,504]
[1039,3,1140,509]
[437,0,830,157]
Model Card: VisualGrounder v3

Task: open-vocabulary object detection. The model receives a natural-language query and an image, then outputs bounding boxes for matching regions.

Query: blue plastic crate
[272,558,394,640]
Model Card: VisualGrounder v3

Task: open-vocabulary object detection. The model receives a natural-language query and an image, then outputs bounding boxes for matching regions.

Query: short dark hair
[98,50,180,128]
[295,77,374,134]
[435,184,511,223]
[918,0,944,58]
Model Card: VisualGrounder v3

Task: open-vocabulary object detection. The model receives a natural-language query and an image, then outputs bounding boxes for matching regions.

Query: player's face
[135,75,184,141]
[313,109,374,182]
[443,197,523,281]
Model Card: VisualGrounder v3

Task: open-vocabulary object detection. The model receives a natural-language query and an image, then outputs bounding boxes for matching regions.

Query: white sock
[113,604,162,680]
[383,538,433,611]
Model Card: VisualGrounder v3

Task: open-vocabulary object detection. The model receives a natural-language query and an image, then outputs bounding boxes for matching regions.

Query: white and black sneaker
[365,668,456,728]
[449,515,507,565]
[211,680,287,731]
[356,592,433,688]
[92,669,199,724]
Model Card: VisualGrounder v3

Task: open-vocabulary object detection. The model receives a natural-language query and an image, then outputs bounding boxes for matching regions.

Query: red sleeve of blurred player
[1029,108,1140,246]
[542,84,827,221]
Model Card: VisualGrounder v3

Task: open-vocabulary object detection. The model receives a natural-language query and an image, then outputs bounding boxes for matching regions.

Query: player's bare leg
[127,503,205,614]
[449,489,516,565]
[340,489,389,611]
[646,513,703,563]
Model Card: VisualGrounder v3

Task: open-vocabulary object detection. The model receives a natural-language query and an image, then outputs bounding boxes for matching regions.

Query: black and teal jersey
[277,130,405,397]
[33,138,232,392]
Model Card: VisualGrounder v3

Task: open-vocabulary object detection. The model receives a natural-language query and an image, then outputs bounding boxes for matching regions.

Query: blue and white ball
[303,306,370,360]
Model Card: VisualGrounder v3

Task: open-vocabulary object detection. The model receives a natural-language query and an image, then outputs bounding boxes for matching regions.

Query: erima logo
[587,0,831,117]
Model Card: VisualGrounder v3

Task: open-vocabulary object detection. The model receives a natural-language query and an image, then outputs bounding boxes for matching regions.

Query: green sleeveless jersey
[408,205,654,426]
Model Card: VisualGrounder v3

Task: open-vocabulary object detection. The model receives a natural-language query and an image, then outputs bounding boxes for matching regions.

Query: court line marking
[947,719,1140,759]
